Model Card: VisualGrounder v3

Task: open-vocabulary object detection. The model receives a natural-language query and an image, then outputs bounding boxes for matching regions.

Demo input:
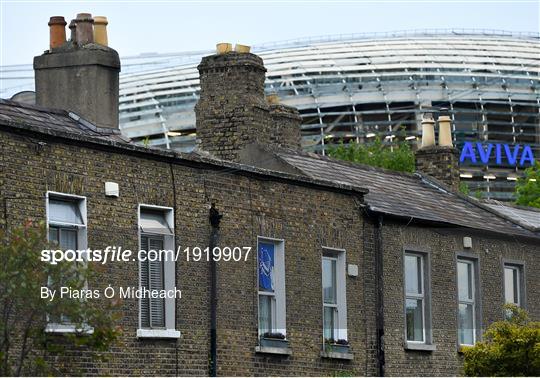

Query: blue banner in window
[258,242,274,291]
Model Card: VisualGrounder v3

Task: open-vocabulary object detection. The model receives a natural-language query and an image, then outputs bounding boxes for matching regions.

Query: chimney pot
[93,16,109,46]
[420,113,435,148]
[216,43,232,54]
[438,114,453,147]
[75,13,94,46]
[48,16,67,50]
[69,19,77,43]
[267,93,280,105]
[234,44,251,53]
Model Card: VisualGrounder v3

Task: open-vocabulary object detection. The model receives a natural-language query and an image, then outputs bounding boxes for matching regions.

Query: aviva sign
[460,142,536,166]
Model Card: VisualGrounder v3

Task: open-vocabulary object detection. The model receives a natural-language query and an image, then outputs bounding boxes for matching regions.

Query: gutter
[208,203,222,377]
[374,213,385,377]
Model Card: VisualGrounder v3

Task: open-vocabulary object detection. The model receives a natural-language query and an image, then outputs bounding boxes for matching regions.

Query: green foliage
[515,161,540,208]
[462,304,540,376]
[459,182,470,196]
[327,136,415,173]
[0,221,121,376]
[143,136,150,148]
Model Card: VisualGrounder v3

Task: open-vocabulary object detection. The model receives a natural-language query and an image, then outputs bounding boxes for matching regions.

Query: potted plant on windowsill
[260,332,288,348]
[324,338,350,354]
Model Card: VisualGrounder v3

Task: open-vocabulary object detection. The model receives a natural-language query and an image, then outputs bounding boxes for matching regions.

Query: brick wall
[0,128,370,376]
[376,220,540,376]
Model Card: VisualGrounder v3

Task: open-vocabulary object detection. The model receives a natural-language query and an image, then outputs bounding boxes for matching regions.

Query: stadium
[2,30,539,200]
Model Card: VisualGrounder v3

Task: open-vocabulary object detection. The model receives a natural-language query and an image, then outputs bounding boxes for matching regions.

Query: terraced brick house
[1,14,538,376]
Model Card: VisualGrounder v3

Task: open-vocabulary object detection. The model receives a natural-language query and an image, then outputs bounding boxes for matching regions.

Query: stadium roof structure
[2,29,539,201]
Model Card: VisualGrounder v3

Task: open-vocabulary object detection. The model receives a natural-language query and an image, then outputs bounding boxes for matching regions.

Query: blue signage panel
[258,242,274,292]
[460,142,536,167]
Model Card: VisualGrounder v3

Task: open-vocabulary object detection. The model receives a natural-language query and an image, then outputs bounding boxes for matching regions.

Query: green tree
[327,136,415,173]
[462,304,540,376]
[515,161,540,208]
[0,221,120,376]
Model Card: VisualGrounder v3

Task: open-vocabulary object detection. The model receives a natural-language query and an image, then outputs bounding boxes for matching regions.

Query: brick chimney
[415,112,460,191]
[267,94,302,150]
[34,14,120,129]
[195,44,301,161]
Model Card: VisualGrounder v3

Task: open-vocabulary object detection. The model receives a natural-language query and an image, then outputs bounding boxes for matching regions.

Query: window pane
[405,254,422,295]
[140,237,150,328]
[513,269,519,305]
[48,227,59,244]
[59,229,77,250]
[458,261,473,301]
[322,258,337,304]
[140,236,165,329]
[406,298,424,342]
[459,303,474,345]
[258,243,275,292]
[504,266,520,305]
[258,295,273,334]
[149,238,165,328]
[49,199,83,225]
[323,306,336,340]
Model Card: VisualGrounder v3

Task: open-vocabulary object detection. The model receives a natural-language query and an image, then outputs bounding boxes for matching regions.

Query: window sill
[404,342,436,351]
[255,346,292,355]
[320,350,354,360]
[458,344,474,354]
[45,323,94,334]
[137,329,181,339]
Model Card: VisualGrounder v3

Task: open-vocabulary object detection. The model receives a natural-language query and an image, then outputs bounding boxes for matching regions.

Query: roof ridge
[280,149,418,179]
[481,199,540,213]
[419,173,540,233]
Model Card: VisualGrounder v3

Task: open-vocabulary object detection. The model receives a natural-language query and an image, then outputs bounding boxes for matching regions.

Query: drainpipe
[374,214,385,377]
[209,203,222,377]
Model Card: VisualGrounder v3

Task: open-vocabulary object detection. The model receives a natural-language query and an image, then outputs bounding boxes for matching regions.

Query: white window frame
[457,258,478,346]
[404,252,426,344]
[322,247,347,343]
[257,237,286,338]
[503,261,526,313]
[137,204,180,339]
[504,265,521,306]
[45,191,90,334]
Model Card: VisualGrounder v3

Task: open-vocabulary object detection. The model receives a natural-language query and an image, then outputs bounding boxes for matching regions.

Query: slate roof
[0,99,129,143]
[0,99,366,197]
[482,201,540,232]
[0,99,538,240]
[277,151,540,239]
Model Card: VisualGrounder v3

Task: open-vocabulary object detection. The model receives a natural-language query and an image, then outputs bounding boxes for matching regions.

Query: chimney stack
[415,111,460,191]
[196,43,302,161]
[34,13,120,129]
[268,95,302,149]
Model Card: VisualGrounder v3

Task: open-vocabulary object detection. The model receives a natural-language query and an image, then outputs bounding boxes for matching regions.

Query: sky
[0,0,539,66]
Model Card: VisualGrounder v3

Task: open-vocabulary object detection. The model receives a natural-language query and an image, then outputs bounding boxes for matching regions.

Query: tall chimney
[195,44,274,161]
[34,14,120,129]
[415,112,460,191]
